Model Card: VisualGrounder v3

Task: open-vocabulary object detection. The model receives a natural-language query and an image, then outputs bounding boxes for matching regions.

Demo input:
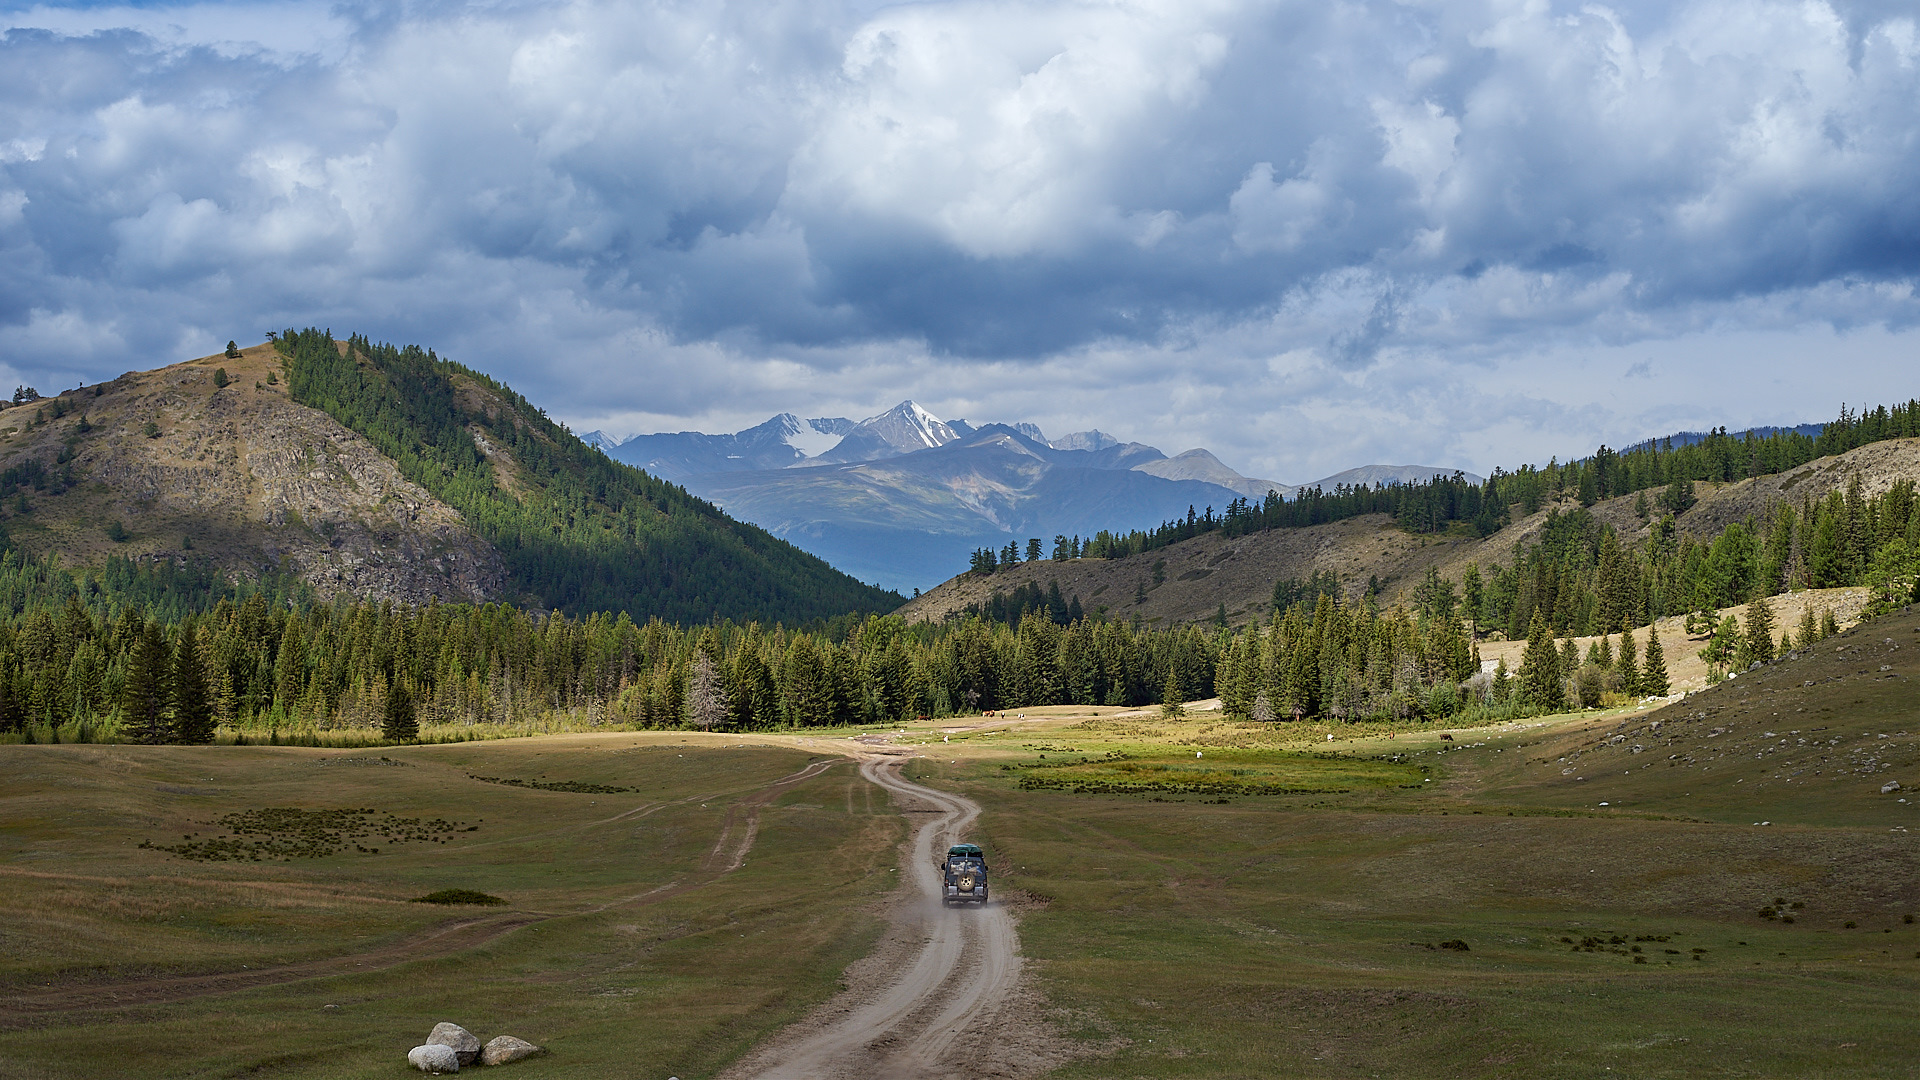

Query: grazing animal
[1440,734,1454,742]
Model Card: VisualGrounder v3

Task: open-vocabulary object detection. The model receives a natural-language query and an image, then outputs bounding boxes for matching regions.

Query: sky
[2,0,1917,484]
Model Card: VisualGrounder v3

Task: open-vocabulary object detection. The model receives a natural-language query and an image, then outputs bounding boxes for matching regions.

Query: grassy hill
[276,328,902,624]
[0,343,504,606]
[0,332,899,626]
[899,435,1920,634]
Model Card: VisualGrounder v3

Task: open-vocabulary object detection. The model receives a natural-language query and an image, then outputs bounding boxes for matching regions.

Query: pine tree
[123,624,173,744]
[1743,598,1776,664]
[1159,666,1185,718]
[214,666,238,729]
[1518,612,1563,709]
[171,625,214,744]
[1798,604,1818,648]
[1640,628,1670,696]
[685,652,728,731]
[383,680,418,741]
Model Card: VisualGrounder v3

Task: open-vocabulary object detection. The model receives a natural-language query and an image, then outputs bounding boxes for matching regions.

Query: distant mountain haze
[594,401,1479,591]
[1132,448,1295,501]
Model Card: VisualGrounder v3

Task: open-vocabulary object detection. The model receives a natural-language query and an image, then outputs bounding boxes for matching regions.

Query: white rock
[480,1035,543,1066]
[427,1022,482,1066]
[408,1044,459,1073]
[1882,780,1902,794]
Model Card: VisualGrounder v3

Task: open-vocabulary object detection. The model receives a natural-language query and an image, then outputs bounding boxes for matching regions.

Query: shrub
[410,889,505,906]
[105,520,129,542]
[141,420,160,439]
[266,370,278,385]
[213,367,229,388]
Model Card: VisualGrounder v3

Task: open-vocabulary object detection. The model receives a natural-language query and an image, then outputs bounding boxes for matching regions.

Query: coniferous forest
[0,341,1913,745]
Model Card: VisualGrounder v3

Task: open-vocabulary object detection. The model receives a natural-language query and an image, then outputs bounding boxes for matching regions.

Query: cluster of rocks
[408,1022,542,1074]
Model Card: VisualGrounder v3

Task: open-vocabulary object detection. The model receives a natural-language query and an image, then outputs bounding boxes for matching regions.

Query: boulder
[427,1022,482,1066]
[481,1035,544,1066]
[1882,780,1902,794]
[408,1044,460,1073]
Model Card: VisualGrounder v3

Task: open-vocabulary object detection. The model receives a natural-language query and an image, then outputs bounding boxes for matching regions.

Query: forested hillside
[1017,400,1920,567]
[274,329,900,625]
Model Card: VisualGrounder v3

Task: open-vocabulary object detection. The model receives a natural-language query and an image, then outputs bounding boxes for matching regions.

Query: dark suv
[940,843,989,905]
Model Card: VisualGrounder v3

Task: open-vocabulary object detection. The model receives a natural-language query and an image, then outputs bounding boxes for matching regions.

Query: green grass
[0,734,903,1079]
[5,609,1914,1078]
[890,608,1920,1077]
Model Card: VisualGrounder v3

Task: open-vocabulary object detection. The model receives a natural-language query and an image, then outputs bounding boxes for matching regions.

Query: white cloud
[0,0,1914,480]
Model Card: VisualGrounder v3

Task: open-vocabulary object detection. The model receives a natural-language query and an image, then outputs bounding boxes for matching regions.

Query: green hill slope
[275,329,900,624]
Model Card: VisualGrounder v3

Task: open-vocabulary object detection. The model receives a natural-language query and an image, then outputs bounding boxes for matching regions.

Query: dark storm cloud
[2,0,1918,478]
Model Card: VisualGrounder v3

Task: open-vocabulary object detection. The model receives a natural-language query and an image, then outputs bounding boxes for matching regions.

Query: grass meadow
[0,735,901,1079]
[3,606,1916,1078]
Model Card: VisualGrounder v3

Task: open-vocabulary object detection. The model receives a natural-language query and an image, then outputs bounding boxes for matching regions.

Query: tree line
[0,567,1228,741]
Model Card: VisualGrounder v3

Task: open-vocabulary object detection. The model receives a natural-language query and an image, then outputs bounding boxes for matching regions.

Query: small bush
[1437,939,1469,952]
[213,367,229,388]
[266,370,278,385]
[141,420,160,439]
[1844,920,1857,929]
[411,889,506,906]
[105,520,129,542]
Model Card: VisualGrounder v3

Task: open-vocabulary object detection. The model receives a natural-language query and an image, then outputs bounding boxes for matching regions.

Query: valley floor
[3,606,1915,1078]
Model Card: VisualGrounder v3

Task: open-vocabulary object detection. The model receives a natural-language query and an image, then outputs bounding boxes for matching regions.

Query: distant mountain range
[587,403,1479,592]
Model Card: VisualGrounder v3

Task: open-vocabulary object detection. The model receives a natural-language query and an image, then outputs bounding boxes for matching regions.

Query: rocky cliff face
[0,343,505,604]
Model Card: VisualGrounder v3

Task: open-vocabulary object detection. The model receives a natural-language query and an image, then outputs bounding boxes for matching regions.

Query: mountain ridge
[592,401,1481,590]
[0,335,901,624]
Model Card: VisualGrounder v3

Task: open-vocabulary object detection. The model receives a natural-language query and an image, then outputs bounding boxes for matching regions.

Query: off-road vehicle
[940,843,989,905]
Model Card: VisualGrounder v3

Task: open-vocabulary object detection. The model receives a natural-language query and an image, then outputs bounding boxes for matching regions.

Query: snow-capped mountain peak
[814,400,962,463]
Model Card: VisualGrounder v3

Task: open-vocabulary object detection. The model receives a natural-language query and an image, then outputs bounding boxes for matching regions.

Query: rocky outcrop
[480,1036,543,1065]
[408,1043,460,1073]
[0,344,506,605]
[404,1022,541,1071]
[427,1022,482,1066]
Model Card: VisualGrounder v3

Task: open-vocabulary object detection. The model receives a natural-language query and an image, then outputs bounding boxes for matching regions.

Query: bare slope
[0,344,505,603]
[897,436,1920,630]
[1488,602,1920,828]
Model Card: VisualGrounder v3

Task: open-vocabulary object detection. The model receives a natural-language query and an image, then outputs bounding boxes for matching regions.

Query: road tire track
[0,759,838,1028]
[723,755,1026,1080]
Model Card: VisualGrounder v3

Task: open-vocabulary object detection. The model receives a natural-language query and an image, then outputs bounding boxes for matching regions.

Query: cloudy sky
[2,0,1917,482]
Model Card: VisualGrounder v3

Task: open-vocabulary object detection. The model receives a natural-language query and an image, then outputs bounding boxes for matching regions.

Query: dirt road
[725,754,1028,1080]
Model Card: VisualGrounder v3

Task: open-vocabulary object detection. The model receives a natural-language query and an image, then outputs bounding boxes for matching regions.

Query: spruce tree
[1518,612,1563,709]
[122,624,173,744]
[1159,666,1185,718]
[171,625,214,744]
[1616,630,1639,696]
[1641,628,1670,696]
[1798,604,1818,648]
[382,680,418,741]
[1743,598,1776,664]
